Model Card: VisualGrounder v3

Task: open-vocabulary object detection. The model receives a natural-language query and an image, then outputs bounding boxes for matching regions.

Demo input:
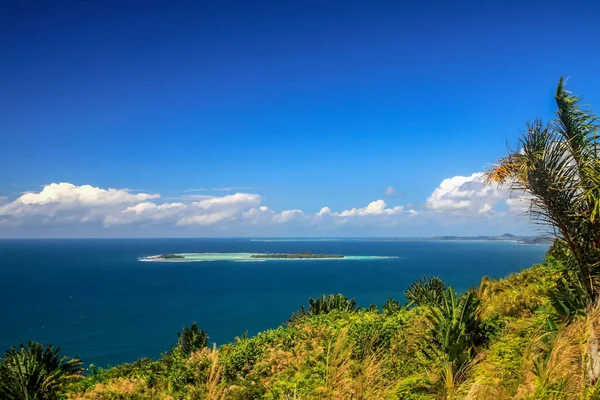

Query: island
[370,233,553,245]
[158,253,185,259]
[251,251,344,259]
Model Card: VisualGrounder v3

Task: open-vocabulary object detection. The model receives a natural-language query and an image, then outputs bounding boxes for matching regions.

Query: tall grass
[204,344,225,400]
[514,306,600,399]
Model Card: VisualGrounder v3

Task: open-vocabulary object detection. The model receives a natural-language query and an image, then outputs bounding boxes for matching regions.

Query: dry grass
[317,328,353,399]
[514,305,600,399]
[349,338,387,399]
[478,270,550,319]
[463,344,519,400]
[312,327,391,399]
[68,378,173,400]
[204,344,226,400]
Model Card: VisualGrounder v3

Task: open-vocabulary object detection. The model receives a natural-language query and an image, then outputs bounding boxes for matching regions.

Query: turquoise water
[0,238,548,367]
[139,252,396,262]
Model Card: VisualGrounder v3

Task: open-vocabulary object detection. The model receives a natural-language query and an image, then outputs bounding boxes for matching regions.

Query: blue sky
[1,0,600,237]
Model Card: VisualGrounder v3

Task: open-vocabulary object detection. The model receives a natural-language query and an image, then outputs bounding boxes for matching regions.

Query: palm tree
[486,77,600,383]
[486,77,600,306]
[0,341,83,400]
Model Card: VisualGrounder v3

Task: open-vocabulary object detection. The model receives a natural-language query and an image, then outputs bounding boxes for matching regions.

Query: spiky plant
[423,287,481,396]
[0,341,83,400]
[308,294,357,314]
[288,294,358,324]
[382,297,402,315]
[405,275,448,307]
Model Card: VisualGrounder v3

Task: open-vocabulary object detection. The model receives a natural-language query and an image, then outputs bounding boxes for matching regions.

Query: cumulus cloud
[0,183,160,227]
[0,174,531,234]
[424,172,528,217]
[105,193,263,226]
[313,200,412,228]
[273,209,304,223]
[338,200,404,217]
[17,182,159,206]
[317,207,332,216]
[0,183,267,228]
[505,194,533,215]
[104,202,186,226]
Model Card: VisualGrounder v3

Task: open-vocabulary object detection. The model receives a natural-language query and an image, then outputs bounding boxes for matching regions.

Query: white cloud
[177,193,262,226]
[338,200,404,217]
[384,186,398,197]
[505,194,532,215]
[0,183,160,227]
[425,173,508,216]
[424,172,530,218]
[242,206,275,224]
[273,209,304,223]
[107,193,263,226]
[317,207,332,216]
[17,182,158,206]
[310,200,409,228]
[0,183,266,228]
[104,202,186,226]
[0,175,532,235]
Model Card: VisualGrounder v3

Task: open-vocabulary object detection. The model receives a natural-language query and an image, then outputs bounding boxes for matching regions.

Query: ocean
[0,238,548,367]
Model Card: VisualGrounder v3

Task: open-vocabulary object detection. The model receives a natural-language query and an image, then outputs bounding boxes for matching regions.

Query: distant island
[158,253,185,259]
[432,233,553,244]
[369,233,553,245]
[251,252,344,259]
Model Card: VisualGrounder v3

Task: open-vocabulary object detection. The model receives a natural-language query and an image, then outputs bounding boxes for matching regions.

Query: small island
[158,253,185,259]
[251,252,344,259]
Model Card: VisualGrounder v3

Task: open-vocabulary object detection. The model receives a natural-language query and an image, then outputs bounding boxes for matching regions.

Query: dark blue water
[0,238,547,367]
